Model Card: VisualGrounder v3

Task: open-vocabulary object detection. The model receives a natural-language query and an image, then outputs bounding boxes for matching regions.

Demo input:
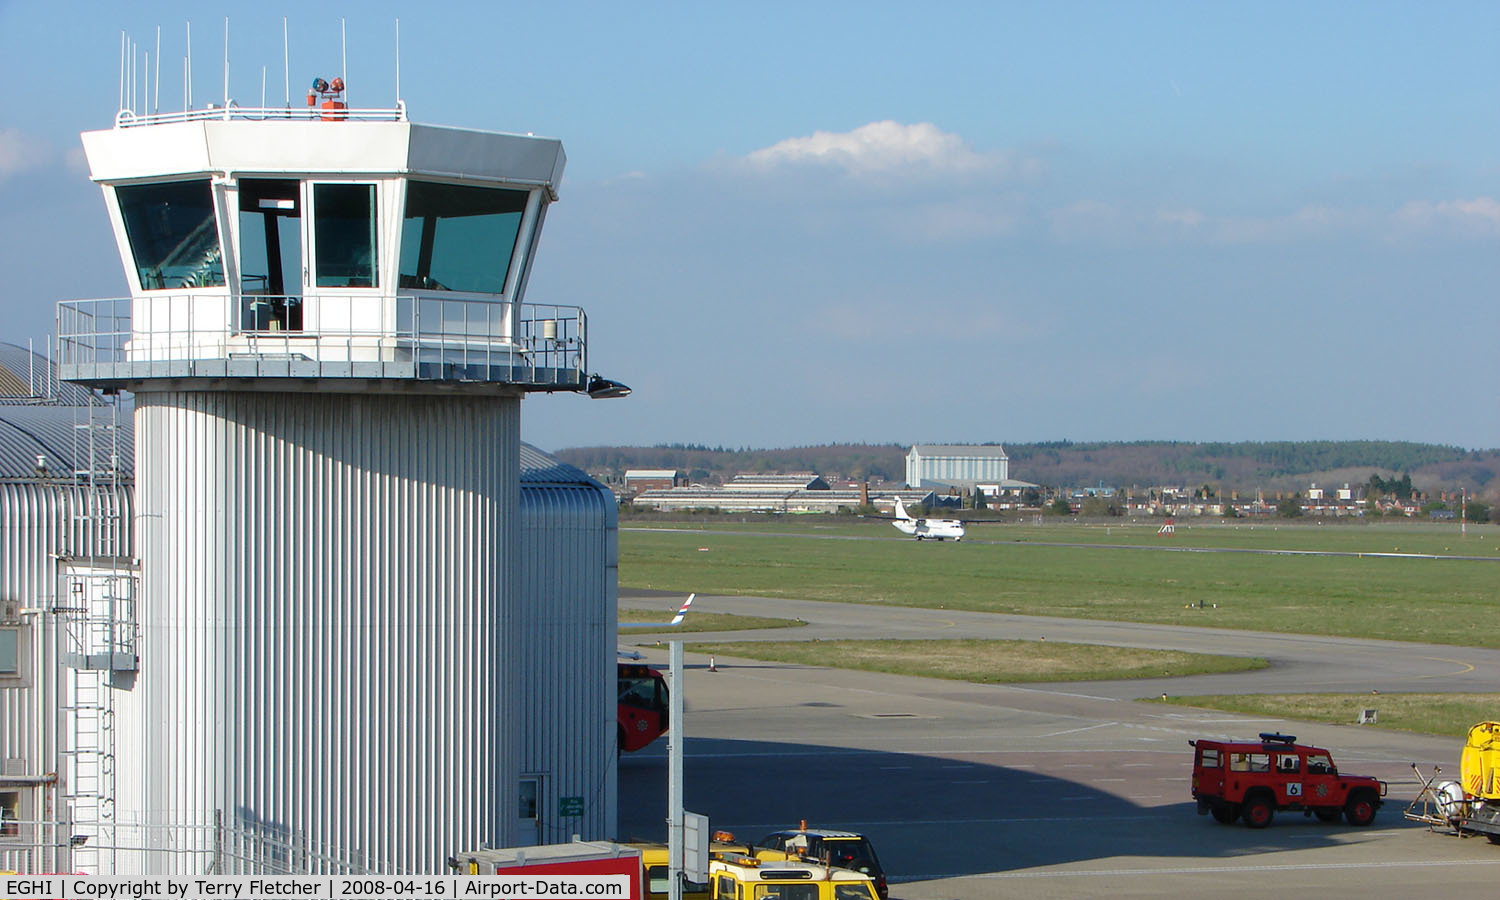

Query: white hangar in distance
[906,444,1039,496]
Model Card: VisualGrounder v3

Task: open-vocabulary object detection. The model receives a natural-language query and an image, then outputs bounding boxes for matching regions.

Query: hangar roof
[910,444,1009,458]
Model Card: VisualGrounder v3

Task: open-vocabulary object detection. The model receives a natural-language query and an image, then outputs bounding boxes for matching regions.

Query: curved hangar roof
[0,342,132,479]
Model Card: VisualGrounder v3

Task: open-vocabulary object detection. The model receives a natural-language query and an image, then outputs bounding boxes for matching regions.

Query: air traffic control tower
[56,82,620,874]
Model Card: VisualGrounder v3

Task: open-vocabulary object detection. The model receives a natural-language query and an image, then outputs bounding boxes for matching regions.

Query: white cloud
[1394,197,1500,236]
[745,121,998,176]
[0,129,50,178]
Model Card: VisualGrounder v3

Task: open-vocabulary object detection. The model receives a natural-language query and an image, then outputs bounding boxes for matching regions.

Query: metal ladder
[57,665,114,873]
[55,388,131,874]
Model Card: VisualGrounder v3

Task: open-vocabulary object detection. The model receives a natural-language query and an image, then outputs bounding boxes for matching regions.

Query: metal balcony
[56,294,588,392]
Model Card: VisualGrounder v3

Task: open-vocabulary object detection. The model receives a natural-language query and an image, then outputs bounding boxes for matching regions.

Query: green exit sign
[559,796,585,817]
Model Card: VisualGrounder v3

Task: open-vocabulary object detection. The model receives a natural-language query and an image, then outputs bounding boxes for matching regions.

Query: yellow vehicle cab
[634,840,750,900]
[708,853,880,900]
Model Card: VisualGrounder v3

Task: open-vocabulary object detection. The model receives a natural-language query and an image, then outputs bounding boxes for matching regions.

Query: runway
[616,592,1500,898]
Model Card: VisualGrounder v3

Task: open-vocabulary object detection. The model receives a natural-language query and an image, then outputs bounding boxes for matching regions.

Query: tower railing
[55,294,587,390]
[114,102,408,128]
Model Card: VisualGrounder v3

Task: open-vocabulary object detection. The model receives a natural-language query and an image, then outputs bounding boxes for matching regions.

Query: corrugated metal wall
[911,452,1009,486]
[129,390,520,875]
[515,471,618,844]
[0,481,133,872]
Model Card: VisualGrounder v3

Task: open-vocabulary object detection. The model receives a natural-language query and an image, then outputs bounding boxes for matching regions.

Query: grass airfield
[620,517,1500,735]
[621,518,1500,648]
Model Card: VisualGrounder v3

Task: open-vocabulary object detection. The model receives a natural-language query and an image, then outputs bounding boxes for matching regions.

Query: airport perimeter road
[617,636,1500,899]
[619,590,1500,697]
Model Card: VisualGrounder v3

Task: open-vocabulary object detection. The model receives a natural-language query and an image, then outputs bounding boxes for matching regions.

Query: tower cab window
[399,181,528,293]
[238,178,303,331]
[314,183,378,288]
[116,179,225,289]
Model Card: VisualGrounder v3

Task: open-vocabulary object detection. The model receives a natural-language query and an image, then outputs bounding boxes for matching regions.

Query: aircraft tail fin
[667,593,696,626]
[894,497,910,520]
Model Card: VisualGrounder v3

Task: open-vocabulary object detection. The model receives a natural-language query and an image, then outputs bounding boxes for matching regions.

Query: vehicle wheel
[1242,796,1274,829]
[1314,808,1341,823]
[1210,805,1238,824]
[1345,793,1378,827]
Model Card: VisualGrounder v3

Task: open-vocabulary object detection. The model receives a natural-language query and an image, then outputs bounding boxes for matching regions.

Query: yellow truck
[1406,720,1500,842]
[706,853,881,900]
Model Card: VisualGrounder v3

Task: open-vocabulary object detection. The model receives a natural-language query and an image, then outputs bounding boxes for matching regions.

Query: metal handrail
[55,293,587,389]
[114,101,408,128]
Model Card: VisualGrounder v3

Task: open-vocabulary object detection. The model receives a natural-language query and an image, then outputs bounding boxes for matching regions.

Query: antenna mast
[186,20,193,110]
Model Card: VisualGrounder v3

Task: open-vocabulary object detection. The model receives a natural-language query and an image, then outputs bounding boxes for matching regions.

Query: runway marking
[1415,656,1476,678]
[1040,722,1119,738]
[892,857,1500,882]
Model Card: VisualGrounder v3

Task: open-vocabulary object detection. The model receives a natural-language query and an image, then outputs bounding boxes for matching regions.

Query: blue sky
[2,1,1497,451]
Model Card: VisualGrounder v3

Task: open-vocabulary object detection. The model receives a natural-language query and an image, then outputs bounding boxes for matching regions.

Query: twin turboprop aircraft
[892,498,966,541]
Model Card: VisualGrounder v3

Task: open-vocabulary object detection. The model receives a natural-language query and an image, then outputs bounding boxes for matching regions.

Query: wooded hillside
[554,440,1500,498]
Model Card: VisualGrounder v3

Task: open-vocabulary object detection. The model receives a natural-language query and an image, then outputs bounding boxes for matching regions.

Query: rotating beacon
[56,46,627,874]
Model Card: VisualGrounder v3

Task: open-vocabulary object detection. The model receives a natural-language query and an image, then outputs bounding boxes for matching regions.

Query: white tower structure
[55,80,621,874]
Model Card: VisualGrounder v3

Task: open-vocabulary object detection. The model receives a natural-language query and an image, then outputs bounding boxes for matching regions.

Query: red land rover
[1191,732,1386,828]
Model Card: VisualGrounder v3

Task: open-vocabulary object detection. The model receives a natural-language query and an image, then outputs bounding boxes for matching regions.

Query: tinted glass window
[399,181,528,293]
[1307,754,1334,774]
[1199,748,1221,768]
[834,887,875,900]
[117,179,225,289]
[755,886,817,900]
[819,839,879,872]
[0,790,18,836]
[314,183,378,288]
[1229,752,1270,773]
[518,778,538,819]
[0,629,17,673]
[620,676,665,712]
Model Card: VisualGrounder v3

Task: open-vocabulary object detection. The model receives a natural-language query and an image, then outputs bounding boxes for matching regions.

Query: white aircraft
[892,498,966,541]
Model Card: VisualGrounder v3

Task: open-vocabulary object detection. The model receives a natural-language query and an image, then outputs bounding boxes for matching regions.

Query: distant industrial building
[623,469,683,497]
[906,444,1038,496]
[722,473,830,492]
[634,471,933,514]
